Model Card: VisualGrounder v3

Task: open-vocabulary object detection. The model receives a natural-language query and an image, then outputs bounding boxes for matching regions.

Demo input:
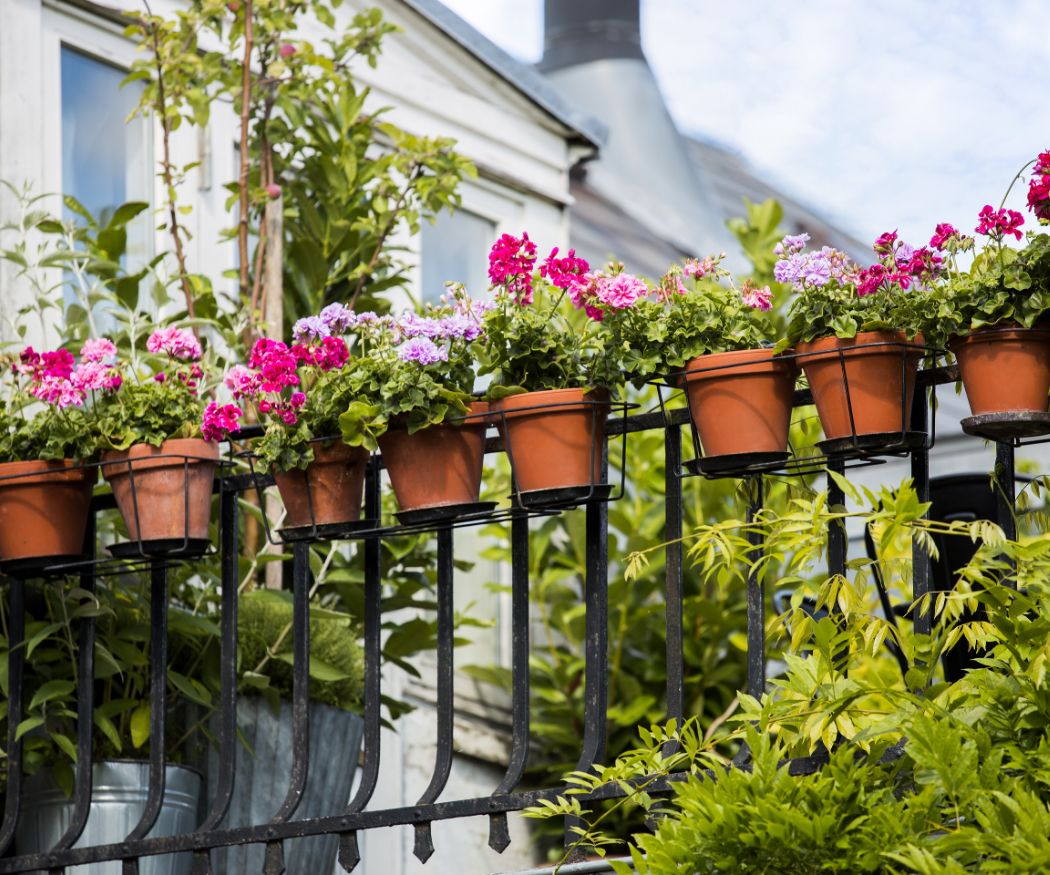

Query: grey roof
[398,0,607,150]
[684,135,870,262]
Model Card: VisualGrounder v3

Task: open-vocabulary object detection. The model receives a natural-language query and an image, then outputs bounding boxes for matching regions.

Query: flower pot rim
[491,386,611,411]
[682,347,798,383]
[796,329,925,353]
[0,458,96,487]
[102,437,220,464]
[949,325,1050,350]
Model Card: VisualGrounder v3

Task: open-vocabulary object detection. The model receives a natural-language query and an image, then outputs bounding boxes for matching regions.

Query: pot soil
[796,331,924,440]
[683,349,796,458]
[0,459,94,561]
[492,388,610,493]
[378,402,489,511]
[949,326,1050,416]
[102,439,219,543]
[273,440,368,528]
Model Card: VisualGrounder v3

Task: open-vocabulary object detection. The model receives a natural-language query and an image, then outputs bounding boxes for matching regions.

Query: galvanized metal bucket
[207,697,363,875]
[15,761,202,875]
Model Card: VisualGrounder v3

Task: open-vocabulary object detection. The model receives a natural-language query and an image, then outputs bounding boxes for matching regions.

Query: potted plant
[781,233,929,441]
[8,575,218,875]
[478,235,630,503]
[229,304,372,531]
[924,151,1050,421]
[337,287,490,518]
[0,343,109,563]
[604,255,795,462]
[207,587,365,875]
[94,328,241,550]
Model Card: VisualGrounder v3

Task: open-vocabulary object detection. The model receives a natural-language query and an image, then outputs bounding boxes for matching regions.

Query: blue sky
[443,0,1049,249]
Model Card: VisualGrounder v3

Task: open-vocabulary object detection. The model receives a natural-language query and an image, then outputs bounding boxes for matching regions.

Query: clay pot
[102,439,220,543]
[378,402,490,512]
[796,331,924,439]
[273,440,369,529]
[949,326,1050,416]
[0,460,94,561]
[683,349,797,457]
[492,388,610,493]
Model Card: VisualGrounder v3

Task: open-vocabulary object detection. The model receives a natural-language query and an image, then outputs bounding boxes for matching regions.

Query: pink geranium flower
[147,327,202,362]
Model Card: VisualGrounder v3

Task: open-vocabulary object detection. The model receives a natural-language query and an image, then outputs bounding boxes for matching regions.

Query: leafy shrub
[237,588,364,713]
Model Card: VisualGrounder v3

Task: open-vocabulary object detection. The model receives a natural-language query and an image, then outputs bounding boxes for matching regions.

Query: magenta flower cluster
[488,232,538,304]
[147,326,202,362]
[975,205,1024,241]
[17,340,122,409]
[1028,150,1050,223]
[201,402,242,442]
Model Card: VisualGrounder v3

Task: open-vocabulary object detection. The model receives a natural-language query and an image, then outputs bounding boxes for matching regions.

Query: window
[58,44,150,316]
[420,208,495,303]
[60,46,143,223]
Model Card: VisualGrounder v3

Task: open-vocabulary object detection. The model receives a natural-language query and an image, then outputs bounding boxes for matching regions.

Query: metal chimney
[540,0,644,71]
[538,0,738,264]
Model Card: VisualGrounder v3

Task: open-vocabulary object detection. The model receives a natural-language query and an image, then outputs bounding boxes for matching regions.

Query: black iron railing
[0,364,1030,874]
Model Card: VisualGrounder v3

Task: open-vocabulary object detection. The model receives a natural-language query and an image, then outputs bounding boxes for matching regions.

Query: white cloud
[440,0,1048,246]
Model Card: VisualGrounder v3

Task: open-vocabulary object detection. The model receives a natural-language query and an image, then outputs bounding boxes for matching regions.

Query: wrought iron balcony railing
[0,364,1028,874]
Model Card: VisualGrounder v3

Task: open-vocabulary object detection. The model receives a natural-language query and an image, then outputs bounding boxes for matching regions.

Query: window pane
[61,46,142,222]
[420,209,495,303]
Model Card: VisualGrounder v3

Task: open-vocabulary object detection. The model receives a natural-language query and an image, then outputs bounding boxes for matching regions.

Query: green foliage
[479,287,619,393]
[924,232,1050,347]
[236,588,364,712]
[603,262,780,384]
[786,279,927,346]
[275,74,475,326]
[727,198,788,284]
[0,576,220,796]
[94,369,204,451]
[527,481,1050,873]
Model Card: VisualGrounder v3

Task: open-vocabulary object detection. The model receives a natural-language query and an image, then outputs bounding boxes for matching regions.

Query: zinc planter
[101,439,220,544]
[949,325,1050,416]
[683,349,796,458]
[207,697,364,875]
[273,441,369,529]
[15,761,201,875]
[796,331,924,440]
[493,388,610,497]
[0,459,94,562]
[378,402,489,512]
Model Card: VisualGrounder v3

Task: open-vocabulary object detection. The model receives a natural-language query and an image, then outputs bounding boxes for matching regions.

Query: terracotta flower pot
[273,440,369,529]
[796,331,924,440]
[683,349,797,458]
[492,388,610,494]
[949,326,1050,416]
[102,438,220,543]
[0,459,94,561]
[378,402,490,512]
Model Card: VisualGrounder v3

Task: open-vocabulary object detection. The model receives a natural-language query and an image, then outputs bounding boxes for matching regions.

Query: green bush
[237,588,364,713]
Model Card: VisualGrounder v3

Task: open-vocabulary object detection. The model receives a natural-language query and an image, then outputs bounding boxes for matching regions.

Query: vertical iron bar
[995,441,1017,542]
[53,515,98,852]
[746,477,766,699]
[487,510,531,853]
[0,577,26,856]
[827,459,847,579]
[271,542,312,823]
[663,425,684,735]
[339,464,383,873]
[264,541,312,875]
[412,526,456,864]
[197,485,240,832]
[910,390,932,639]
[122,562,170,875]
[565,449,609,858]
